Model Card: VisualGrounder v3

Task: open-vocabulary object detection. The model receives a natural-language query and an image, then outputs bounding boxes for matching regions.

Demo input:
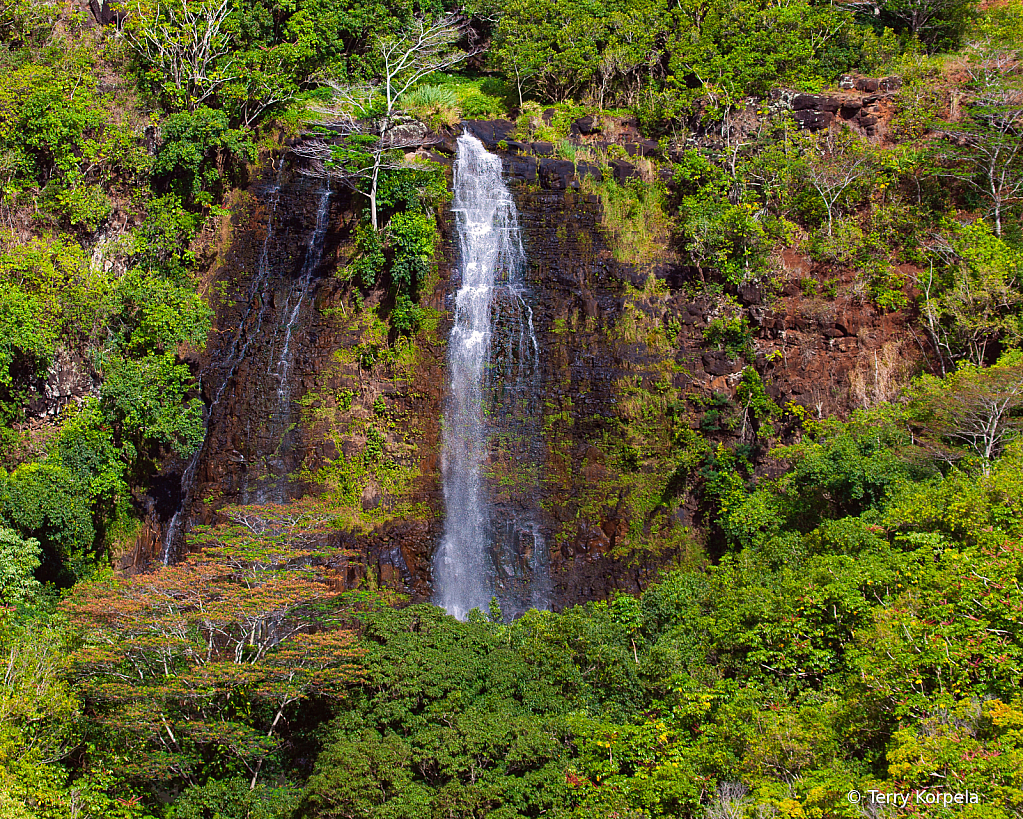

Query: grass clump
[584,177,672,269]
[402,84,461,127]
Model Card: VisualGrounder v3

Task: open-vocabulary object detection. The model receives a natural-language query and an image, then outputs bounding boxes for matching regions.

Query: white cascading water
[162,180,329,561]
[435,134,547,619]
[272,186,330,407]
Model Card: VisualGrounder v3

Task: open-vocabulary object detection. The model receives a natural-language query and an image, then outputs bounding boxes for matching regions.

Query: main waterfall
[434,134,548,620]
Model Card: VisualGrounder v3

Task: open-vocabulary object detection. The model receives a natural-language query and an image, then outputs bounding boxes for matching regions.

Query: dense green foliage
[488,0,972,116]
[2,371,1022,816]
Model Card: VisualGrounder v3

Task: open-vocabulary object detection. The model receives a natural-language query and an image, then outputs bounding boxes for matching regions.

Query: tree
[490,0,564,106]
[294,99,428,233]
[849,0,974,48]
[374,16,469,126]
[0,526,41,606]
[908,361,1023,469]
[939,48,1023,236]
[117,0,236,113]
[152,106,254,207]
[798,129,871,236]
[299,605,576,819]
[922,220,1023,369]
[0,283,52,426]
[99,352,206,462]
[298,15,469,231]
[0,618,81,816]
[63,503,362,791]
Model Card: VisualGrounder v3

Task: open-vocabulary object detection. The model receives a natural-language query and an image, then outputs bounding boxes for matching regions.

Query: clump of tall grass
[555,139,578,162]
[582,176,672,268]
[402,85,460,127]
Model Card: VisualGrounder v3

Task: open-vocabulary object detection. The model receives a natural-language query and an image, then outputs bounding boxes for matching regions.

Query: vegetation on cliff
[1,0,1023,816]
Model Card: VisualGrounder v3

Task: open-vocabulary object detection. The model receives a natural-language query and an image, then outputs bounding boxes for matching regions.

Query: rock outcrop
[770,75,903,138]
[137,99,920,607]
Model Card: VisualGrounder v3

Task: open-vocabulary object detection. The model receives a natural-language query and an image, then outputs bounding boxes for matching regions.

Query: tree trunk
[249,702,290,789]
[370,158,380,232]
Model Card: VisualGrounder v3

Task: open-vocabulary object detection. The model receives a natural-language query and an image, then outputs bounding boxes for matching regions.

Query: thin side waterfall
[161,179,330,562]
[162,175,284,564]
[272,186,331,407]
[248,185,331,505]
[434,134,548,620]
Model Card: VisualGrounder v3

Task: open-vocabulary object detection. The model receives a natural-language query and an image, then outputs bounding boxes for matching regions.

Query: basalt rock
[141,119,920,610]
[624,138,661,157]
[460,119,517,149]
[538,158,576,190]
[793,109,834,131]
[570,115,601,135]
[575,160,603,183]
[608,158,640,183]
[505,154,539,183]
[770,78,900,136]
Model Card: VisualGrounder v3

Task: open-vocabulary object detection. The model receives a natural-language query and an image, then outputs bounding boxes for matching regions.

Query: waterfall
[434,134,548,620]
[271,186,330,408]
[248,185,331,505]
[161,179,330,562]
[161,176,284,564]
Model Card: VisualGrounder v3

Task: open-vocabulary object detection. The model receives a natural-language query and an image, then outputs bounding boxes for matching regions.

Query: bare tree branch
[117,0,236,111]
[296,14,466,230]
[800,128,871,235]
[937,42,1023,236]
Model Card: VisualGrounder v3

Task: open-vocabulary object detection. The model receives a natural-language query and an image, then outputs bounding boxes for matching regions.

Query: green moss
[540,277,704,561]
[295,295,439,532]
[582,177,672,269]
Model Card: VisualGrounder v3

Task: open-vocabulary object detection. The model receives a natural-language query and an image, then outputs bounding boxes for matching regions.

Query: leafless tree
[298,15,471,230]
[118,0,235,112]
[375,16,471,124]
[800,129,871,236]
[939,49,1023,237]
[917,261,955,375]
[293,107,434,231]
[706,782,751,819]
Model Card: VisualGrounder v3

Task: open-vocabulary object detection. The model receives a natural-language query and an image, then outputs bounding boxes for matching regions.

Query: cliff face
[132,117,921,609]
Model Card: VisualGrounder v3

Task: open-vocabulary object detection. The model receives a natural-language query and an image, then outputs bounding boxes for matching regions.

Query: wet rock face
[512,187,651,604]
[439,151,917,607]
[193,179,346,506]
[136,165,455,587]
[141,120,918,609]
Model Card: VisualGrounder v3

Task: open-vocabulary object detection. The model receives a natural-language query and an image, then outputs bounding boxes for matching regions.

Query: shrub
[703,312,755,360]
[458,89,505,119]
[153,107,253,207]
[390,293,425,336]
[867,263,908,312]
[806,219,866,266]
[0,283,53,425]
[0,526,42,606]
